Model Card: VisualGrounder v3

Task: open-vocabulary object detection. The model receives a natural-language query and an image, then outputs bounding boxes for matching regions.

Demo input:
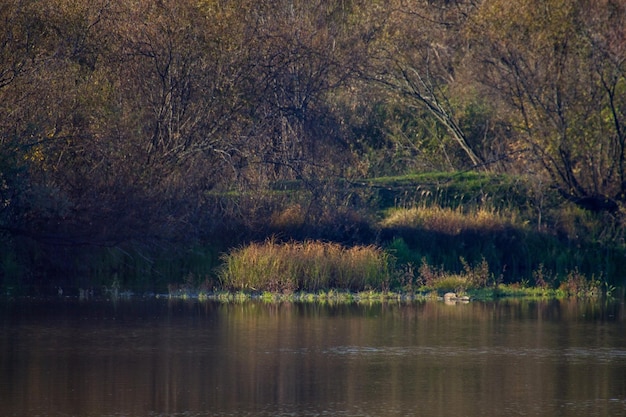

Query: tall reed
[219,239,392,292]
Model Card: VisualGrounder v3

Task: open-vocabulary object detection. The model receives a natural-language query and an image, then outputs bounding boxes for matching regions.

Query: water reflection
[0,298,625,416]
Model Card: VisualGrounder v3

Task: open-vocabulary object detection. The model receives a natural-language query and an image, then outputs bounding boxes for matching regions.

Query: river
[1,297,625,416]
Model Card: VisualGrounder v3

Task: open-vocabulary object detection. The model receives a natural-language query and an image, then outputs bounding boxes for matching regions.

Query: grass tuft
[219,239,392,293]
[381,205,522,235]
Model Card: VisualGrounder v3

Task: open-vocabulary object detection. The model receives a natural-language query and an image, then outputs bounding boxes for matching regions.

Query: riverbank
[2,172,625,296]
[7,285,612,304]
[172,285,609,304]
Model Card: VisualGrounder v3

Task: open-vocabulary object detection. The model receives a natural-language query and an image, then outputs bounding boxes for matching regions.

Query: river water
[1,297,625,417]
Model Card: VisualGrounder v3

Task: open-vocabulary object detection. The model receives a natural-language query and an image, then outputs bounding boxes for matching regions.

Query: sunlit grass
[380,205,524,234]
[219,239,393,293]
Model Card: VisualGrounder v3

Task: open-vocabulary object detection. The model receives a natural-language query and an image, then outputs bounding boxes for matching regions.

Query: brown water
[1,298,625,417]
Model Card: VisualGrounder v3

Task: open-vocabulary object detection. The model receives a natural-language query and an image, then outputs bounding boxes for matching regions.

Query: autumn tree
[356,0,493,171]
[469,0,626,211]
[247,1,360,182]
[0,0,366,250]
[0,0,113,243]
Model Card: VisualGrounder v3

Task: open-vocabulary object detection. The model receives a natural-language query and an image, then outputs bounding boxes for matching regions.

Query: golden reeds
[381,205,522,234]
[219,239,392,292]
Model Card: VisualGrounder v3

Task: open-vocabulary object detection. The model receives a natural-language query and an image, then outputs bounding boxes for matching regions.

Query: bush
[417,257,494,294]
[558,268,602,297]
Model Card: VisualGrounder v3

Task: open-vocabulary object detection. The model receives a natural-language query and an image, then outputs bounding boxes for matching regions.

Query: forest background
[1,0,625,295]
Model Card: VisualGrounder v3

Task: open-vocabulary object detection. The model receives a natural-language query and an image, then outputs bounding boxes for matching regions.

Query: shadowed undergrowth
[4,172,625,297]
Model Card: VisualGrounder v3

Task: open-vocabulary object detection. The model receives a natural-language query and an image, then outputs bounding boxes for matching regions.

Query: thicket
[0,0,625,294]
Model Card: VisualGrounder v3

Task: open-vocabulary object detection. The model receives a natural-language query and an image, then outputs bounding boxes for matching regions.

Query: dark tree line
[0,0,624,271]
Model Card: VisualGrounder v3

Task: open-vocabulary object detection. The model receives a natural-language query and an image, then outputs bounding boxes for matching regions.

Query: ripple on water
[324,345,626,364]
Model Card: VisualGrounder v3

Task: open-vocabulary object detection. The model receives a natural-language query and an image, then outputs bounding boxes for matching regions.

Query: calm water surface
[1,297,625,416]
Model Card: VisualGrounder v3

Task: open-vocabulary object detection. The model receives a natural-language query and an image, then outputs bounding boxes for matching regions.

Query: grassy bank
[380,203,626,289]
[213,238,614,300]
[2,172,625,297]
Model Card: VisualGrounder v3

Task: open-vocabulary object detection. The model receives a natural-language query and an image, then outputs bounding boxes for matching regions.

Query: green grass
[360,171,531,209]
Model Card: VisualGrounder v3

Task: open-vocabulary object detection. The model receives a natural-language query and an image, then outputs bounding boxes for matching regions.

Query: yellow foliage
[24,145,45,165]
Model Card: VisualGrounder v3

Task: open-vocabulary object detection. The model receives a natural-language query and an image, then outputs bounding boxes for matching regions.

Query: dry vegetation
[380,205,523,234]
[219,240,392,293]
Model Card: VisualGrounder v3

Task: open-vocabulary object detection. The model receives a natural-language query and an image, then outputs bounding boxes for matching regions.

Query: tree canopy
[1,0,624,255]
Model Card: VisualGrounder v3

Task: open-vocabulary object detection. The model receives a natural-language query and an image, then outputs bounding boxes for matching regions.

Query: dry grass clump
[381,205,522,235]
[219,239,392,293]
[418,257,493,293]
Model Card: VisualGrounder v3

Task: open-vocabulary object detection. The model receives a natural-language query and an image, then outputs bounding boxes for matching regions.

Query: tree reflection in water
[0,298,624,417]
